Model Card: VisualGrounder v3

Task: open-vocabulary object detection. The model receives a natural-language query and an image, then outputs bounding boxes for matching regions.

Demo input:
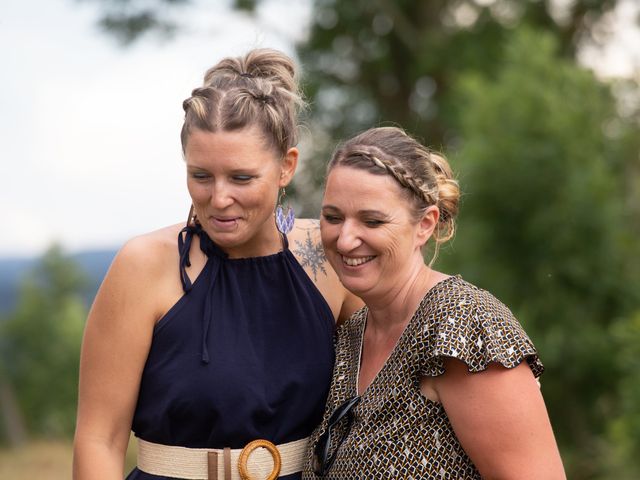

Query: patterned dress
[303,275,543,479]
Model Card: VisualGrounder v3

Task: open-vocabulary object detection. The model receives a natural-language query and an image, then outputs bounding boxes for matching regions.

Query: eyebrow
[228,168,259,174]
[322,205,388,216]
[186,166,259,174]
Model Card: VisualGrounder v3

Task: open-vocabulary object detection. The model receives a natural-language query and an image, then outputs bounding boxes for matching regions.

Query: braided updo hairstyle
[327,127,460,263]
[181,49,306,157]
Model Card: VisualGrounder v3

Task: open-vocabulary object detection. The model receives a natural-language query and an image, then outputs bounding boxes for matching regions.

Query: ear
[279,147,299,187]
[416,205,440,248]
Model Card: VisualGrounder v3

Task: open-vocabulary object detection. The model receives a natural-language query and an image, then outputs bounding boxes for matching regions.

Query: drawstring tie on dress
[178,224,226,364]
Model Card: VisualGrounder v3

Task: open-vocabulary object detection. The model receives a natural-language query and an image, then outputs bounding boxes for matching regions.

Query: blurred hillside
[0,250,116,315]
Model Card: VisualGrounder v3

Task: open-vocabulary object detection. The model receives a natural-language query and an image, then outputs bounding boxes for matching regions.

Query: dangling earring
[186,205,198,227]
[275,187,295,234]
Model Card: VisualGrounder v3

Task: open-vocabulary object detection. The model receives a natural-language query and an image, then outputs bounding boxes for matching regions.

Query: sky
[0,0,638,258]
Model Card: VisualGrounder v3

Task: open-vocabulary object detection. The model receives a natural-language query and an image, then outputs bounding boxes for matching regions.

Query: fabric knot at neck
[178,224,225,364]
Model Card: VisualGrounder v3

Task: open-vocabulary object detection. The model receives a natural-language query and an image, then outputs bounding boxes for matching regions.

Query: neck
[224,220,284,259]
[364,261,434,333]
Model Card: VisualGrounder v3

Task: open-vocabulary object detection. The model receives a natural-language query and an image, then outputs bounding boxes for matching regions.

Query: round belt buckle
[238,439,282,480]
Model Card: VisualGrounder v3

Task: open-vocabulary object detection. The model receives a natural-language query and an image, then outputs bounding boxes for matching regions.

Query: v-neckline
[354,275,459,397]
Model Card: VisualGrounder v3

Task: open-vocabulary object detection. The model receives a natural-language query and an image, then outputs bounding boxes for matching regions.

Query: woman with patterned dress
[73,49,362,480]
[304,127,566,479]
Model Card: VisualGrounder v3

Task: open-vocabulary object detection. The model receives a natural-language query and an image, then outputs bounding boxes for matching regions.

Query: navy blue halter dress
[126,225,336,479]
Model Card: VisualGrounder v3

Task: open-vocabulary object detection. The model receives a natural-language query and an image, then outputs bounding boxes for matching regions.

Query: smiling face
[320,166,434,300]
[185,126,297,258]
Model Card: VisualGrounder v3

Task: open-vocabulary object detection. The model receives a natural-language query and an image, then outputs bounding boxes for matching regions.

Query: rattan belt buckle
[238,439,282,480]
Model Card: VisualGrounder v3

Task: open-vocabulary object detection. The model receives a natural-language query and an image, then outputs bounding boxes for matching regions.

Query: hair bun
[181,48,306,157]
[429,152,459,243]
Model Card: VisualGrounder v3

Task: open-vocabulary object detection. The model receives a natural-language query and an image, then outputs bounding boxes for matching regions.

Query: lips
[209,216,240,230]
[341,255,375,267]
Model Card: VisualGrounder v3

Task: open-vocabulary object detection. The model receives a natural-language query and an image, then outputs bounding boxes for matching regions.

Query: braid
[370,154,438,206]
[344,149,438,208]
[328,126,461,260]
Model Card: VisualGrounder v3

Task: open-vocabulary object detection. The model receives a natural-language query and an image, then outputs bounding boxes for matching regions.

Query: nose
[210,181,234,209]
[336,219,362,253]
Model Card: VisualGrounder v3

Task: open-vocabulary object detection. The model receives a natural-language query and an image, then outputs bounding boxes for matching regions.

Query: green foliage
[0,245,87,438]
[292,0,623,216]
[233,0,257,11]
[84,0,190,45]
[604,311,640,477]
[444,27,640,478]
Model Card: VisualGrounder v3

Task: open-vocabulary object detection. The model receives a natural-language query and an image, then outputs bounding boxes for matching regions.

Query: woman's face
[320,165,431,300]
[185,126,297,258]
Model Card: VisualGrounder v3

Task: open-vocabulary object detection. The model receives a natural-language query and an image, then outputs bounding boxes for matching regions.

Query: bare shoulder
[97,223,186,323]
[116,223,182,272]
[292,218,320,228]
[289,218,321,236]
[288,218,326,282]
[288,218,364,323]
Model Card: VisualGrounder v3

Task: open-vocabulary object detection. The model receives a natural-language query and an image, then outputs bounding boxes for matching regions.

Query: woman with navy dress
[73,49,362,480]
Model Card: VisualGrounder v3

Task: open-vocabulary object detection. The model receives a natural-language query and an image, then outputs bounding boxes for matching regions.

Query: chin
[338,278,371,297]
[205,230,245,248]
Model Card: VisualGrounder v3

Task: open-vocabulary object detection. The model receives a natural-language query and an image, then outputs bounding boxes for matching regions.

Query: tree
[0,367,28,447]
[0,245,87,438]
[292,0,628,208]
[444,27,640,478]
[606,310,640,478]
[79,0,257,45]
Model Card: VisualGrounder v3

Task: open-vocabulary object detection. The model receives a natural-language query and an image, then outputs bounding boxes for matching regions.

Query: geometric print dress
[303,275,544,479]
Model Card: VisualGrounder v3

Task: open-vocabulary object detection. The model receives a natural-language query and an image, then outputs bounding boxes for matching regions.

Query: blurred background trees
[2,0,637,478]
[447,27,640,477]
[0,247,87,443]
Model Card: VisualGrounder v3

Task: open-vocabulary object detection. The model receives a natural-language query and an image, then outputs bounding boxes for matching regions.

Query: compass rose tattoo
[293,220,327,282]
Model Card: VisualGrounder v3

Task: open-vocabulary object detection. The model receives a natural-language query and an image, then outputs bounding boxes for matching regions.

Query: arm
[73,236,172,479]
[434,358,566,480]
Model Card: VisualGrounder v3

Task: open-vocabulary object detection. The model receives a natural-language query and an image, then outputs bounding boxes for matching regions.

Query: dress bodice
[128,225,335,479]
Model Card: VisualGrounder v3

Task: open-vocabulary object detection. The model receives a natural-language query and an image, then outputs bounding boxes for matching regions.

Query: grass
[0,436,138,479]
[0,440,72,479]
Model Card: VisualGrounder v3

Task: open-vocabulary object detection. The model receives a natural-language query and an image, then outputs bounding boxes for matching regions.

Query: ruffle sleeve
[416,277,544,378]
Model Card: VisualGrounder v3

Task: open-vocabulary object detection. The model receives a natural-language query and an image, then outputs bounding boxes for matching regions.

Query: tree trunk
[0,378,28,446]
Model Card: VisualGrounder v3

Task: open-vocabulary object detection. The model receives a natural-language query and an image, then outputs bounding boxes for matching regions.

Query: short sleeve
[416,278,544,379]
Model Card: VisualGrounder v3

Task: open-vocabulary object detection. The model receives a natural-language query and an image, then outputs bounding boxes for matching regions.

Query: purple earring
[275,187,295,234]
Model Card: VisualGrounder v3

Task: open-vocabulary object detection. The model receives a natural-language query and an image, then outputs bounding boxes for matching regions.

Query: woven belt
[137,437,309,480]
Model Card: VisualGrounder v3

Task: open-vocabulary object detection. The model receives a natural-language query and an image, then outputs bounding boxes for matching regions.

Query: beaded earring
[275,187,295,234]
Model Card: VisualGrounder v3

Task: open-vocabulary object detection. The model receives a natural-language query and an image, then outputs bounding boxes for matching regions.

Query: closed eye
[322,213,342,224]
[190,171,211,181]
[231,175,254,183]
[364,219,385,227]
